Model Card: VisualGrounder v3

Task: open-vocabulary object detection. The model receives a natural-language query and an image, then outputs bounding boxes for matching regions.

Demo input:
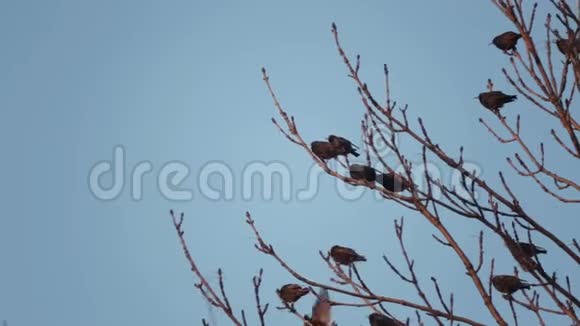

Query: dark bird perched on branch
[369,313,401,326]
[517,242,547,257]
[304,288,334,326]
[328,135,360,157]
[330,245,366,265]
[311,141,340,160]
[378,172,413,192]
[477,91,517,113]
[492,31,521,53]
[349,164,377,182]
[556,39,569,55]
[492,275,531,295]
[556,37,580,57]
[277,284,309,304]
[505,238,543,271]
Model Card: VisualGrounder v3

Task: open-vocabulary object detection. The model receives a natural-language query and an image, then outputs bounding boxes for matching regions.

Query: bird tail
[521,280,532,290]
[355,255,367,262]
[536,246,548,254]
[351,149,360,157]
[509,95,518,101]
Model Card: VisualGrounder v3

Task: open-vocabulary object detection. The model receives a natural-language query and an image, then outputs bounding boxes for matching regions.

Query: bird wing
[337,136,357,148]
[311,288,332,324]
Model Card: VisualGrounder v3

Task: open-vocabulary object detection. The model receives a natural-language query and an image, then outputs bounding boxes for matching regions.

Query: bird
[556,39,569,55]
[311,141,340,160]
[504,239,541,272]
[517,242,547,257]
[477,91,517,113]
[349,164,377,182]
[305,320,328,326]
[304,317,336,326]
[556,37,580,57]
[368,313,401,326]
[378,172,412,192]
[304,288,333,326]
[492,275,530,295]
[277,284,309,304]
[328,135,360,157]
[492,31,521,52]
[330,245,366,265]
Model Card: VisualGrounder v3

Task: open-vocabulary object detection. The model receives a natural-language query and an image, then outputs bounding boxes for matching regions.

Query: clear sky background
[0,1,578,325]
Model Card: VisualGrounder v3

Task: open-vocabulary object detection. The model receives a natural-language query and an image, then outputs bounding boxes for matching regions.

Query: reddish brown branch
[245,212,487,326]
[169,210,244,326]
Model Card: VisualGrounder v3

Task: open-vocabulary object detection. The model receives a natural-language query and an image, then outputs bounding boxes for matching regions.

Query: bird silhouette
[517,242,547,257]
[492,275,530,295]
[556,39,569,55]
[556,37,580,57]
[349,164,377,182]
[328,135,360,157]
[277,284,309,304]
[378,172,412,192]
[330,245,367,265]
[504,239,542,272]
[492,31,521,53]
[478,91,517,113]
[368,313,401,326]
[311,141,340,160]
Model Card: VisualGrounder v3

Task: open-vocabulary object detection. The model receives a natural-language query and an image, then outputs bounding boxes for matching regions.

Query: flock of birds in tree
[278,244,547,325]
[273,29,567,325]
[311,136,412,192]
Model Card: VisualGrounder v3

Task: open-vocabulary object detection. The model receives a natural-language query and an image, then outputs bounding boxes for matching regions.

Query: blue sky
[0,1,577,325]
